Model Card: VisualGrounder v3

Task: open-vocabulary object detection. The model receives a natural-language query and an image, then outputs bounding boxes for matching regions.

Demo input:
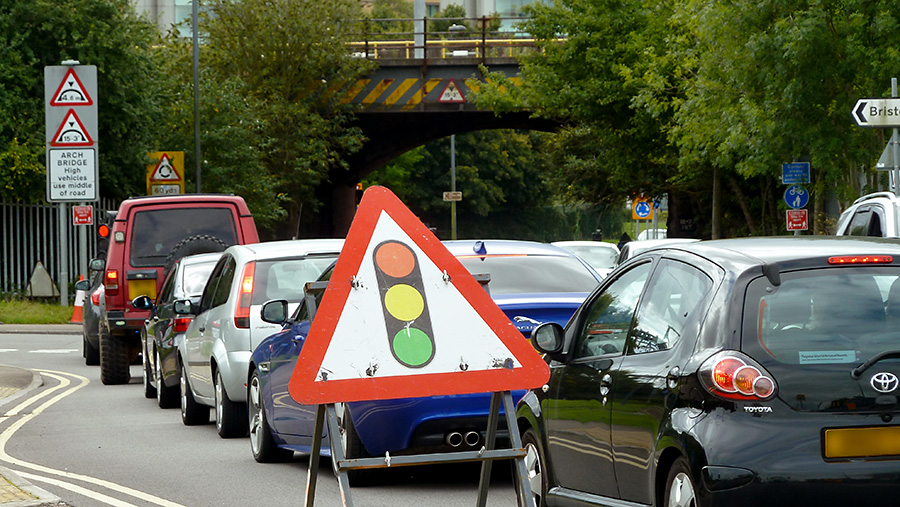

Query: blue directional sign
[633,200,652,219]
[784,185,809,209]
[782,162,810,184]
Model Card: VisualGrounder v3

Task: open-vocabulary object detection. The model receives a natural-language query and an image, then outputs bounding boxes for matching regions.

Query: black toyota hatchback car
[518,236,900,507]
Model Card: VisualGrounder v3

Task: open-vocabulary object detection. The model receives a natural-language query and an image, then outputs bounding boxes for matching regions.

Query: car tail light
[234,261,256,329]
[105,269,119,296]
[91,288,101,306]
[700,351,777,401]
[173,317,192,333]
[827,255,892,264]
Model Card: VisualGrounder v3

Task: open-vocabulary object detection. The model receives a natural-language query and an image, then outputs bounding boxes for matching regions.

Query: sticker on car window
[798,350,858,364]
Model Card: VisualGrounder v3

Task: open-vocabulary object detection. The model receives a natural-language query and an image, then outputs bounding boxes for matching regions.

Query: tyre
[215,370,249,438]
[156,349,179,408]
[83,334,99,366]
[337,403,372,486]
[664,458,697,507]
[180,360,209,425]
[163,234,228,274]
[99,329,130,385]
[142,346,156,399]
[248,370,292,463]
[522,428,548,507]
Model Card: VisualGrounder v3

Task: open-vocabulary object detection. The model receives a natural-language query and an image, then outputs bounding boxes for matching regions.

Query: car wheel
[664,458,697,507]
[83,335,99,366]
[156,349,179,409]
[142,346,156,399]
[215,370,249,438]
[248,370,292,463]
[99,329,130,385]
[336,403,371,486]
[180,360,209,426]
[522,428,548,507]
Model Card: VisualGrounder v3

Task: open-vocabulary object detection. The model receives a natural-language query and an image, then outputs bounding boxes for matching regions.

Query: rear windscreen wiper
[851,350,900,379]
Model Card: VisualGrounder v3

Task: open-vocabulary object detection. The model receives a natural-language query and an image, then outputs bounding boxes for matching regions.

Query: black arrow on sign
[855,101,868,123]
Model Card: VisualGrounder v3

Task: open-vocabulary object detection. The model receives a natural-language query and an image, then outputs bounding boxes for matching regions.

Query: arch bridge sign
[44,64,98,202]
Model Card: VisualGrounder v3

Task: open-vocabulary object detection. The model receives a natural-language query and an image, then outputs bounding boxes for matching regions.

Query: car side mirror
[132,295,153,310]
[89,258,105,272]
[261,300,289,324]
[173,299,196,315]
[74,279,92,292]
[532,322,565,360]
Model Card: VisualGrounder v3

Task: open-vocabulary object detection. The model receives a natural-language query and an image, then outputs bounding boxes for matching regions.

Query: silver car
[176,239,343,437]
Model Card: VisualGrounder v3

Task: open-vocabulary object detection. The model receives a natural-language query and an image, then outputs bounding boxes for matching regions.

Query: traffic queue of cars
[77,194,900,506]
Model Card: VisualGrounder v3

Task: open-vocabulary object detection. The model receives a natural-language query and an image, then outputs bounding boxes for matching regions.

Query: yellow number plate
[127,278,157,302]
[824,426,900,459]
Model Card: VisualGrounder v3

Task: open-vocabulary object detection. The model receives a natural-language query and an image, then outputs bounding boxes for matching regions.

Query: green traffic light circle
[384,284,424,321]
[392,327,434,367]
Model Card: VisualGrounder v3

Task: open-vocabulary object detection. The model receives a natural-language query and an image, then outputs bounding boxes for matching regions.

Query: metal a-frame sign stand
[299,280,537,507]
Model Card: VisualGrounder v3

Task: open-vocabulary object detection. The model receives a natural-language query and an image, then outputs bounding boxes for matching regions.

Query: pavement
[0,324,82,506]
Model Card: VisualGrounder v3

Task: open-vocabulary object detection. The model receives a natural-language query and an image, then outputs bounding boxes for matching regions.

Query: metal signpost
[781,163,810,235]
[290,186,549,507]
[851,79,900,194]
[45,61,98,305]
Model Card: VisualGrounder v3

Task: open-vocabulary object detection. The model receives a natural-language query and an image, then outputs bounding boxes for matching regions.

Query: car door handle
[600,373,612,396]
[666,366,680,389]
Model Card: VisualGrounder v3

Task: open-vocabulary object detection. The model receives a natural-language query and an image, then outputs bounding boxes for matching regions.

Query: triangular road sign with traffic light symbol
[289,186,550,404]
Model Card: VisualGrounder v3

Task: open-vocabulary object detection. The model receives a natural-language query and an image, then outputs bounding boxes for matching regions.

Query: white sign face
[47,148,97,201]
[852,98,900,127]
[316,211,521,383]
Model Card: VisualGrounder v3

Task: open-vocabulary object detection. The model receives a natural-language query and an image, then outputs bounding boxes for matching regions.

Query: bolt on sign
[289,186,550,405]
[146,152,185,195]
[44,65,99,202]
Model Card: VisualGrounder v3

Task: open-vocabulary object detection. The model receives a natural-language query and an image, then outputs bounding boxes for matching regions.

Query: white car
[637,228,667,240]
[552,241,620,278]
[176,239,343,437]
[835,192,900,237]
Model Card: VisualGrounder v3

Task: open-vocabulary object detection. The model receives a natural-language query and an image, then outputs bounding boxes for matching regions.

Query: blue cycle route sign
[782,162,810,184]
[784,185,809,209]
[634,200,652,219]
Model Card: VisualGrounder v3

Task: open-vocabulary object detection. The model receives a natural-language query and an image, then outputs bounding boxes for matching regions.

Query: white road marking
[0,370,188,507]
[0,349,19,353]
[30,349,79,354]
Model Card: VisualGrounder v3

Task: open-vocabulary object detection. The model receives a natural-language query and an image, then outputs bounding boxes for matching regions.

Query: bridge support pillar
[332,181,357,237]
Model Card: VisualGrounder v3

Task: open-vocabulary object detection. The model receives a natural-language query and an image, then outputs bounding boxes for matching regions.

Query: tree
[0,0,164,202]
[196,0,375,238]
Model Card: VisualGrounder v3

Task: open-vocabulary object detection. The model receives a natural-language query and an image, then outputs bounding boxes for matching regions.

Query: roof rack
[852,191,896,205]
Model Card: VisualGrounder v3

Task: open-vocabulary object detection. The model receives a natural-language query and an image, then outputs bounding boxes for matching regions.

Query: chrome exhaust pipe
[464,431,481,447]
[445,431,463,447]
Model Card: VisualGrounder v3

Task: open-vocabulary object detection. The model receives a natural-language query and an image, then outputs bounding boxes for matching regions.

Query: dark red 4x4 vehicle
[99,194,259,385]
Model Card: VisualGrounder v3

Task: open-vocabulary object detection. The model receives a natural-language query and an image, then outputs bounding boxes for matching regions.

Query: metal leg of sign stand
[303,391,534,507]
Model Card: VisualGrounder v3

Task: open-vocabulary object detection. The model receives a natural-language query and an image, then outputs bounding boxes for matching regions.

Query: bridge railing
[346,17,544,61]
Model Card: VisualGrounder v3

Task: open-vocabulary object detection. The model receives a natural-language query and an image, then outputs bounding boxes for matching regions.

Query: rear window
[563,245,618,270]
[252,255,339,305]
[457,255,598,295]
[129,208,238,267]
[180,261,218,298]
[743,266,900,412]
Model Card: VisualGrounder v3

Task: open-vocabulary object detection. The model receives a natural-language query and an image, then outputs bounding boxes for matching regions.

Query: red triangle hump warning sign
[50,68,93,106]
[50,109,93,147]
[289,186,550,405]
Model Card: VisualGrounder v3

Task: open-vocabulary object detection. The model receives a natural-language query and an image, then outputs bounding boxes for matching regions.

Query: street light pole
[450,134,457,240]
[192,0,201,193]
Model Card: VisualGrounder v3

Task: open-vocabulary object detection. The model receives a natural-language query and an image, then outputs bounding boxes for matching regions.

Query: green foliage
[0,299,73,324]
[0,0,163,202]
[0,137,43,202]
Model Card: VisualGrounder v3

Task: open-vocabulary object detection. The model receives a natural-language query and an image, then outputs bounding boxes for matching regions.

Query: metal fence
[1,199,118,300]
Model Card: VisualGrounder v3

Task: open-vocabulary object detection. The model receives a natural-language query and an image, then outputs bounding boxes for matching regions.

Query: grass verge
[0,299,74,324]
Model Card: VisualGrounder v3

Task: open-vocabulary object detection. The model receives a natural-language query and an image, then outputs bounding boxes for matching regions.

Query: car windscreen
[129,208,237,267]
[180,261,218,298]
[252,255,339,305]
[743,266,900,413]
[564,245,618,269]
[456,254,599,295]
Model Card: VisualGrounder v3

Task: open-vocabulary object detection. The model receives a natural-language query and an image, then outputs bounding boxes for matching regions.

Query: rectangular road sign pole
[893,78,899,195]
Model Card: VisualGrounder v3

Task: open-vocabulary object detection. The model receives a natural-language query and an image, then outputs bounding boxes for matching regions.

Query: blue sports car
[247,240,602,479]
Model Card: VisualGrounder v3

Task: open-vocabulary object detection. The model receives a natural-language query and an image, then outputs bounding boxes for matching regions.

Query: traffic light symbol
[373,240,435,368]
